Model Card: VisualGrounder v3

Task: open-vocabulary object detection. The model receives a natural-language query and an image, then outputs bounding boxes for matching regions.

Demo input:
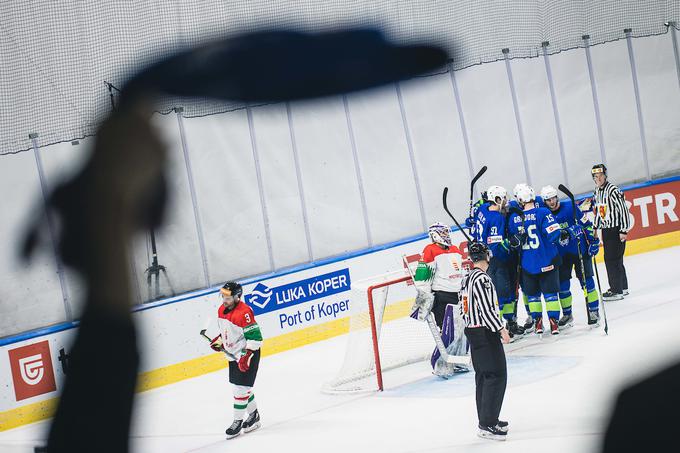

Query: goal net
[323,269,437,393]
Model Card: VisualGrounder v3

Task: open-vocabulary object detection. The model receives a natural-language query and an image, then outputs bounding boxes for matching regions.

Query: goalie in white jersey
[413,222,469,375]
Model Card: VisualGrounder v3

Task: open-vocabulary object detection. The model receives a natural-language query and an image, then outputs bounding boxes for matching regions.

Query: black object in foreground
[122,29,448,103]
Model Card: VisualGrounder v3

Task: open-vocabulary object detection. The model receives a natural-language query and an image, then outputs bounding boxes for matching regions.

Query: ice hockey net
[323,269,436,393]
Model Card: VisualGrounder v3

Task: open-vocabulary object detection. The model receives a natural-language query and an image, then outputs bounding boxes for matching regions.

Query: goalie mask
[428,222,452,247]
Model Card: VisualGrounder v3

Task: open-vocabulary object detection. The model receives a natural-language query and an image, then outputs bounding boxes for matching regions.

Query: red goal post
[323,269,436,393]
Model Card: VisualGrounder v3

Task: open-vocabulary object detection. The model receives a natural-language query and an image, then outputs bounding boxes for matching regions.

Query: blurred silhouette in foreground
[22,29,446,452]
[601,361,680,452]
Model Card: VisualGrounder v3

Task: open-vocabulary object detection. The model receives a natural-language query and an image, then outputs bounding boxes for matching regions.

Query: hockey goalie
[411,222,470,378]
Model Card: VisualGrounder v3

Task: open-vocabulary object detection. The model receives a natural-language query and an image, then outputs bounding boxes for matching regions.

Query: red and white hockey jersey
[216,301,263,360]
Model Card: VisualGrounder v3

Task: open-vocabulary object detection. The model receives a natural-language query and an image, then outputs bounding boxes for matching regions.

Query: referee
[460,242,511,441]
[591,164,631,301]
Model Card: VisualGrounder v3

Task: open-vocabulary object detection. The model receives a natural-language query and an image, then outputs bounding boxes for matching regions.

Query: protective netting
[1,1,678,155]
[323,270,434,393]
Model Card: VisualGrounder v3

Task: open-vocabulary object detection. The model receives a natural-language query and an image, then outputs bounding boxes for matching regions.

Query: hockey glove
[559,229,571,246]
[509,232,526,250]
[464,216,475,228]
[588,240,600,257]
[579,197,593,212]
[238,350,254,372]
[568,224,582,238]
[210,335,224,352]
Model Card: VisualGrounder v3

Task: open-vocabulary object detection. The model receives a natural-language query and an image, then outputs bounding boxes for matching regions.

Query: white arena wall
[1,32,680,338]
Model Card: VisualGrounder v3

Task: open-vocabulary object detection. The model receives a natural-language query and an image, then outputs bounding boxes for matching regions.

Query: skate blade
[226,431,242,440]
[244,421,261,433]
[477,431,507,441]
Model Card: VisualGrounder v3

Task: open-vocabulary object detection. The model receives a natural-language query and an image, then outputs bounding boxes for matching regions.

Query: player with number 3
[208,281,263,439]
[507,185,562,335]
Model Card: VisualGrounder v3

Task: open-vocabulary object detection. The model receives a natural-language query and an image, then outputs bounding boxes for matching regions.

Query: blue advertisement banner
[244,268,351,316]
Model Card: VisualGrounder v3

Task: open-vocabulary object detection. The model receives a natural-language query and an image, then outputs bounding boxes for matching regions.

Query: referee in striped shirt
[460,241,511,441]
[591,164,631,301]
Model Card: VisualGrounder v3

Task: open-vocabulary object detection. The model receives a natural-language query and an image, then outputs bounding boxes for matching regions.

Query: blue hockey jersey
[549,199,596,256]
[474,206,511,262]
[507,204,561,274]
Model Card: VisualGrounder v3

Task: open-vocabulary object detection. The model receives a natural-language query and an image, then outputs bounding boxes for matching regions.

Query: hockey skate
[587,310,600,327]
[497,420,509,433]
[242,409,261,433]
[602,290,623,301]
[549,318,559,335]
[623,289,630,296]
[507,320,525,337]
[522,316,534,333]
[557,313,574,329]
[478,424,507,441]
[225,419,243,439]
[534,317,544,335]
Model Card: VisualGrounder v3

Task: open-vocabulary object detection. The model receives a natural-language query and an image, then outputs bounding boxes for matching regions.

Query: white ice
[2,245,680,453]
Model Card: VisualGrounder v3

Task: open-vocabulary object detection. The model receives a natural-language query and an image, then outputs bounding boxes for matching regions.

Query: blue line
[3,174,678,347]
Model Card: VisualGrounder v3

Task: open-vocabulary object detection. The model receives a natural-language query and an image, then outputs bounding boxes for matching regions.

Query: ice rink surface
[2,246,679,453]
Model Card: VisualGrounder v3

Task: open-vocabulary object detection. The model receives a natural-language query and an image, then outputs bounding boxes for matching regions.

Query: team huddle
[469,182,601,338]
[415,181,602,346]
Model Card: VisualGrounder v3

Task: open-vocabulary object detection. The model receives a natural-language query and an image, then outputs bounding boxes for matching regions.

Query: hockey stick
[199,329,238,360]
[508,206,528,325]
[558,184,609,335]
[592,254,609,335]
[402,255,469,367]
[442,187,472,242]
[469,166,488,218]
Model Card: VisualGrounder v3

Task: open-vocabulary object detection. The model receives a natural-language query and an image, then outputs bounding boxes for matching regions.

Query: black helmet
[591,163,607,177]
[468,241,489,263]
[221,281,243,299]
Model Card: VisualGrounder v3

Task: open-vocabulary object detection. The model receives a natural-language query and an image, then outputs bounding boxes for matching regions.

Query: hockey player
[507,185,563,335]
[511,183,533,332]
[414,222,466,329]
[473,185,524,338]
[540,186,601,327]
[208,281,263,439]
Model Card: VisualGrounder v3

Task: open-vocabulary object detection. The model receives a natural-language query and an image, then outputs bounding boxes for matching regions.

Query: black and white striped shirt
[459,268,504,332]
[593,181,631,232]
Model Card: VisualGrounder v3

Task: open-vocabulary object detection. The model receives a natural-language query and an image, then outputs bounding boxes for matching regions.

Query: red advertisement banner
[8,340,57,401]
[622,180,680,240]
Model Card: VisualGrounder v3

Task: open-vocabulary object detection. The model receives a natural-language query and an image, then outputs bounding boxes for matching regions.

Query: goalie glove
[238,350,254,372]
[210,335,223,352]
[411,289,435,321]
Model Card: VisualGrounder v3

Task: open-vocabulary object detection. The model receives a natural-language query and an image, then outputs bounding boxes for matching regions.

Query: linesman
[591,164,631,301]
[460,242,511,441]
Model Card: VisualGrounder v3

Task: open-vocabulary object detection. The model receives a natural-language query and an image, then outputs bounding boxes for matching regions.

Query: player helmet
[486,185,507,206]
[540,185,558,200]
[515,184,535,204]
[428,222,452,247]
[221,281,243,299]
[468,241,489,262]
[513,183,528,200]
[591,163,607,177]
